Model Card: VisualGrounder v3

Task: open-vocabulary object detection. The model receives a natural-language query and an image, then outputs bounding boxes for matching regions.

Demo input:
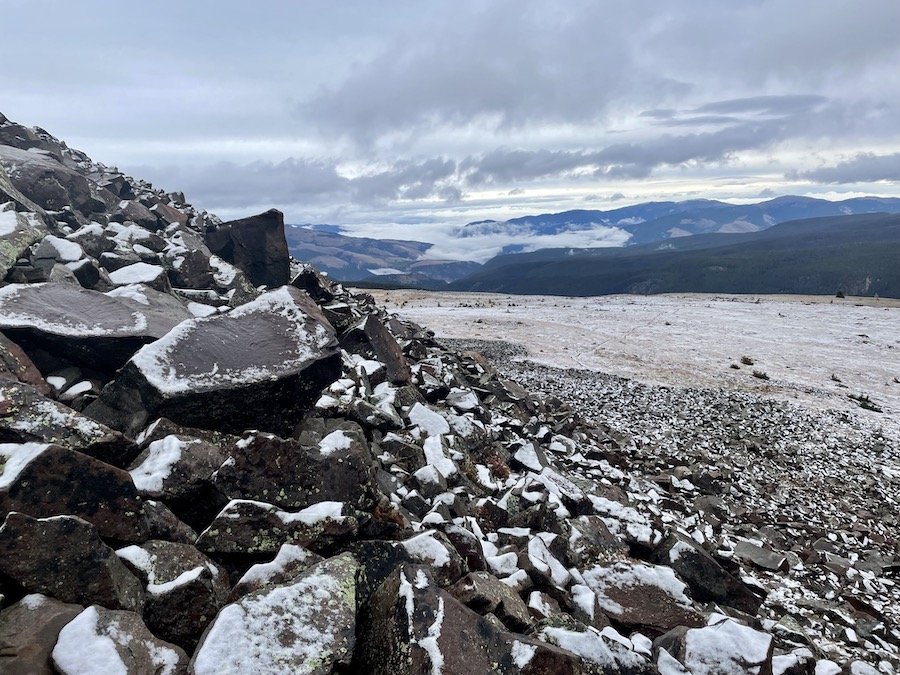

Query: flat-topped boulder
[86,286,340,436]
[0,282,191,371]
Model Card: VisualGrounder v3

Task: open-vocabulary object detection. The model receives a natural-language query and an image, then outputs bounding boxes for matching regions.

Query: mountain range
[450,212,900,297]
[294,196,900,295]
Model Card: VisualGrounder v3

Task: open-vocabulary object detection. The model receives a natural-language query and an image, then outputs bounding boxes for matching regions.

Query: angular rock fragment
[213,427,377,512]
[116,540,228,651]
[0,383,139,466]
[353,563,583,674]
[0,282,190,371]
[51,605,187,675]
[228,542,323,601]
[0,146,103,217]
[0,202,46,279]
[86,287,340,436]
[448,571,532,631]
[0,442,146,540]
[651,533,763,614]
[196,499,358,556]
[0,332,51,394]
[654,614,774,675]
[0,513,144,611]
[540,625,651,674]
[0,594,83,675]
[581,560,704,634]
[205,208,290,288]
[191,553,359,675]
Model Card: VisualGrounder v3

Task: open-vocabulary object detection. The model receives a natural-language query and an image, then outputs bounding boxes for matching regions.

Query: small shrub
[730,363,740,370]
[752,370,769,380]
[836,290,846,298]
[740,356,754,366]
[849,393,883,413]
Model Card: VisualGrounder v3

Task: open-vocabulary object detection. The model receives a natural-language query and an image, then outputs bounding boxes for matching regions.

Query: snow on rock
[408,402,451,436]
[191,553,358,675]
[86,286,340,436]
[128,435,193,493]
[232,543,323,599]
[0,442,49,488]
[540,625,648,672]
[656,614,774,675]
[52,605,187,675]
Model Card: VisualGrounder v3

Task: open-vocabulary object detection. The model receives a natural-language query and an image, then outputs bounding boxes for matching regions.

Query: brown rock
[0,594,83,675]
[0,513,144,611]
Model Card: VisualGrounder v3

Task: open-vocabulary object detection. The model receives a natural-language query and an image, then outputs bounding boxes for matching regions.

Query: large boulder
[116,540,229,651]
[86,286,340,436]
[213,427,377,512]
[580,560,704,635]
[191,553,359,675]
[0,594,83,675]
[0,383,138,466]
[0,442,147,540]
[654,614,774,675]
[204,208,290,288]
[0,282,191,372]
[51,605,188,675]
[0,513,144,611]
[0,145,105,217]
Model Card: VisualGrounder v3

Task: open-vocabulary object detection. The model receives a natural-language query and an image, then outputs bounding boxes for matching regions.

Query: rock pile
[0,112,895,674]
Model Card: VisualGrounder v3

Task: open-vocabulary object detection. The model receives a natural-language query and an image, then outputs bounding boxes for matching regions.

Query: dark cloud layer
[793,153,900,183]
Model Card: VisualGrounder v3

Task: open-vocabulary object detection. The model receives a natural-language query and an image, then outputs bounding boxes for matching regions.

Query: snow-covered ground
[369,291,900,433]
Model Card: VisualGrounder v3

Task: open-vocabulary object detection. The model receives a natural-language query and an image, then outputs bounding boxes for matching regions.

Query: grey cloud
[792,153,900,183]
[694,95,828,116]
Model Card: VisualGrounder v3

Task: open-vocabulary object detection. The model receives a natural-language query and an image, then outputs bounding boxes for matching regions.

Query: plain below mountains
[451,212,900,298]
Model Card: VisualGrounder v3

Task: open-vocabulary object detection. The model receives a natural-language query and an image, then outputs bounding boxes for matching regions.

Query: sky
[2,0,899,257]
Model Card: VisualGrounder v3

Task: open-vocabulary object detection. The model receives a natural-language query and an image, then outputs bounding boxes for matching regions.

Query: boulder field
[0,112,895,674]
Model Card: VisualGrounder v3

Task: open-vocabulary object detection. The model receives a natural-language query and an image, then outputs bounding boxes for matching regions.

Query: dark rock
[0,594,83,675]
[651,533,763,615]
[116,540,229,652]
[398,530,468,586]
[565,515,629,567]
[581,560,705,635]
[86,287,340,436]
[0,146,102,217]
[440,522,488,572]
[0,442,147,540]
[109,199,159,230]
[0,513,144,611]
[0,383,139,467]
[733,541,789,572]
[0,332,50,395]
[141,499,198,545]
[213,426,377,512]
[51,605,188,674]
[353,563,583,674]
[205,208,290,288]
[0,282,190,372]
[128,432,228,531]
[448,571,532,632]
[196,499,358,556]
[150,201,188,227]
[191,553,359,675]
[0,204,47,279]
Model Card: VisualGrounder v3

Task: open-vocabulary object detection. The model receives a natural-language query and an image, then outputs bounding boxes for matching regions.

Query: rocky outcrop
[204,208,290,288]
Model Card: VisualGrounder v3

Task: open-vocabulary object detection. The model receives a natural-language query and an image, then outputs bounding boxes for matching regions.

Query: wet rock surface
[0,112,896,673]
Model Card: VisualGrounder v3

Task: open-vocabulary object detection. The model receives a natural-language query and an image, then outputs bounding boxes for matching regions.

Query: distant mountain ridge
[451,212,900,297]
[464,196,900,252]
[288,196,900,288]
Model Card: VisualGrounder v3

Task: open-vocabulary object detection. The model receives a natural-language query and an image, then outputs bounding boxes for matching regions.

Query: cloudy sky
[2,0,899,252]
